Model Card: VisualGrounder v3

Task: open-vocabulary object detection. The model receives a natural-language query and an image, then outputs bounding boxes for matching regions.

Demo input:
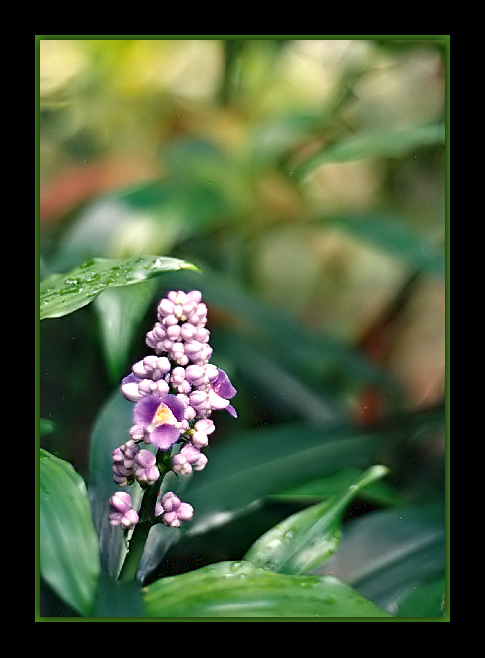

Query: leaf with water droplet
[39,255,199,320]
[244,465,388,575]
[143,561,391,618]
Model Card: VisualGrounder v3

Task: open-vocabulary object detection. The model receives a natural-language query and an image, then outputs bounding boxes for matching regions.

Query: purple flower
[189,368,237,418]
[212,368,237,399]
[111,290,238,534]
[133,392,185,450]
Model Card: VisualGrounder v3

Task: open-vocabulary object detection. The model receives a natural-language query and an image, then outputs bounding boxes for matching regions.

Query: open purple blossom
[189,368,237,418]
[133,392,185,450]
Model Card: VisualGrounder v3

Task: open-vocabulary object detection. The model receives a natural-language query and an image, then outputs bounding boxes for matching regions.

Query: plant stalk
[117,451,171,583]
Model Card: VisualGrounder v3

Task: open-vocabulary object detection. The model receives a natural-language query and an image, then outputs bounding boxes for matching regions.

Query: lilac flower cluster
[109,290,236,531]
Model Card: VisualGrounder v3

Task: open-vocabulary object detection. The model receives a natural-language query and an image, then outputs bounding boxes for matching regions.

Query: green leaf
[394,576,446,618]
[185,422,384,536]
[294,122,445,180]
[324,213,445,277]
[272,466,400,506]
[244,465,388,574]
[143,561,392,618]
[93,569,146,618]
[52,177,233,273]
[94,278,157,383]
[39,254,198,320]
[319,503,446,617]
[87,391,141,578]
[39,449,100,616]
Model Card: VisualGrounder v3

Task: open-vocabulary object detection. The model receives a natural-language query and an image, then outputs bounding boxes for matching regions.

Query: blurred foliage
[38,37,447,618]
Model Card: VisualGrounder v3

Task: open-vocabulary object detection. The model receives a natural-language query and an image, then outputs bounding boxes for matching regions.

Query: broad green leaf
[324,214,445,277]
[138,423,384,582]
[94,278,157,383]
[182,402,443,537]
[39,254,198,320]
[143,561,392,618]
[52,177,234,273]
[272,466,400,506]
[185,422,384,535]
[93,569,146,618]
[319,503,446,617]
[394,576,446,618]
[87,391,140,578]
[39,449,100,616]
[244,465,388,574]
[294,122,445,180]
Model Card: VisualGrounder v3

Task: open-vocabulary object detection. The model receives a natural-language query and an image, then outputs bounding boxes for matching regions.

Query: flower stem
[117,451,171,583]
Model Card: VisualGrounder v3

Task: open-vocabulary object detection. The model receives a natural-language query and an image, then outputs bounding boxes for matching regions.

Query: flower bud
[163,511,180,527]
[191,430,209,449]
[172,453,192,475]
[109,491,132,513]
[194,418,215,435]
[129,424,146,442]
[176,502,194,522]
[121,378,144,402]
[120,508,139,530]
[160,491,181,512]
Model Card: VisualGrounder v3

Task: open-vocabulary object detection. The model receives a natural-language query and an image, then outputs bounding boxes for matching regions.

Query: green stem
[117,451,172,583]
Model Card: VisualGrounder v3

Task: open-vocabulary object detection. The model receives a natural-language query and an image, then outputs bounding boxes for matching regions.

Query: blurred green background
[38,37,447,615]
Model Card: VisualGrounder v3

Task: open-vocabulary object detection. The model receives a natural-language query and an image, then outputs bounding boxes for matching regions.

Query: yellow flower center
[153,403,176,426]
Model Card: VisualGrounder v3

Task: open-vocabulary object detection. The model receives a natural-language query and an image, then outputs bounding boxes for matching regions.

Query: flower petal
[149,424,181,450]
[207,389,230,411]
[134,395,160,427]
[226,404,238,418]
[213,369,237,399]
[164,393,186,422]
[121,373,143,401]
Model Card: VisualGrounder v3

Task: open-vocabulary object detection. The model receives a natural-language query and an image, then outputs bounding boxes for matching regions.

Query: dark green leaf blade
[39,254,198,320]
[319,503,446,617]
[94,569,146,618]
[244,465,388,574]
[87,391,139,578]
[39,449,100,616]
[185,422,384,535]
[94,279,157,383]
[324,213,445,277]
[143,561,392,618]
[294,122,445,180]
